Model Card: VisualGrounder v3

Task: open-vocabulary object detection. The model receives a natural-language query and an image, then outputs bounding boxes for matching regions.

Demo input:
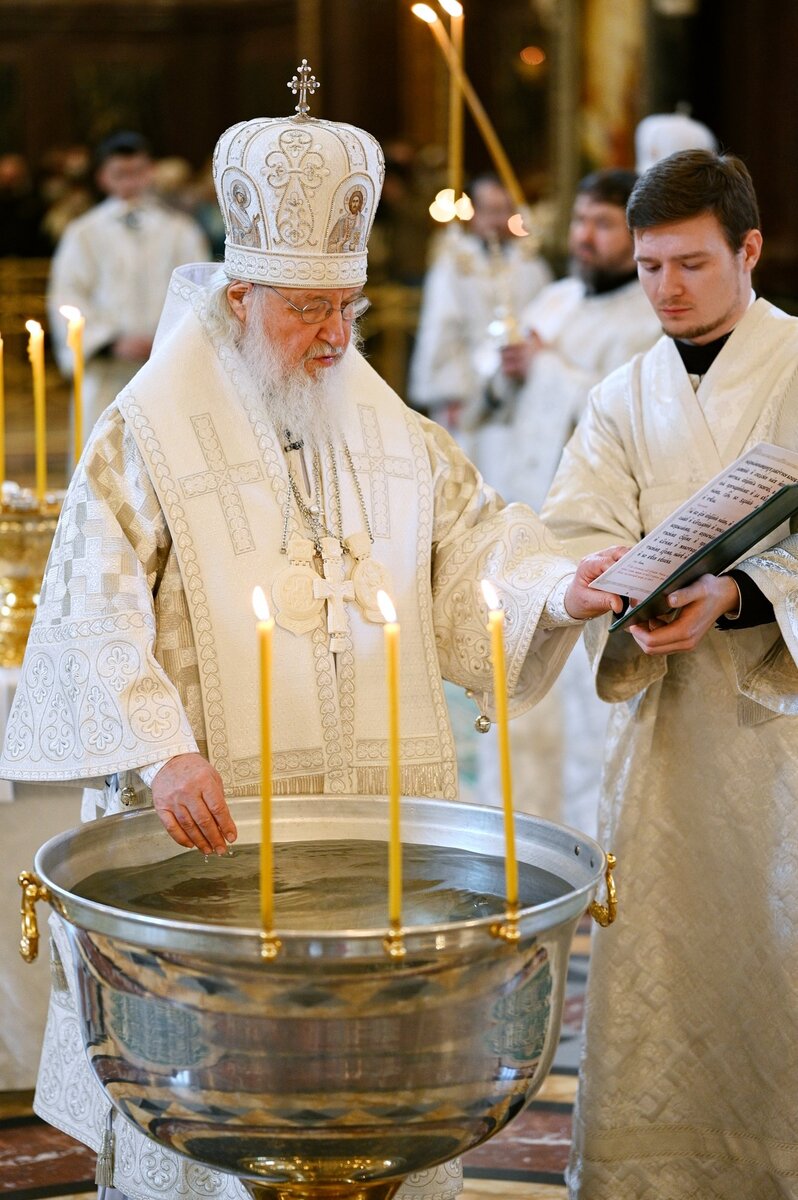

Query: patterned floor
[0,924,588,1198]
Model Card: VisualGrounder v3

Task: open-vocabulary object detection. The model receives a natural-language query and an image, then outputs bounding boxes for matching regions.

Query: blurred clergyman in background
[48,131,209,455]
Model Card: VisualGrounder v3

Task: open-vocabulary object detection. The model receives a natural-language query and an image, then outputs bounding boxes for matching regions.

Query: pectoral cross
[313,538,355,653]
[287,60,320,117]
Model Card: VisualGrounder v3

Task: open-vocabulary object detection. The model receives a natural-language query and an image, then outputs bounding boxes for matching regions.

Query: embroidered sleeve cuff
[137,759,170,788]
[540,574,583,629]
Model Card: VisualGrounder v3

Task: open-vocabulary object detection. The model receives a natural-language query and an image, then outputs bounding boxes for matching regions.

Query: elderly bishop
[1,72,621,1200]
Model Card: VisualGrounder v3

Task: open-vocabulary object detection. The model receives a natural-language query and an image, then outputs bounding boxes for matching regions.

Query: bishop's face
[634,211,762,344]
[233,284,361,375]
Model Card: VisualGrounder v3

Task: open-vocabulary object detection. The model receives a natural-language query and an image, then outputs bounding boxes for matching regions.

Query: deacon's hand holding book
[624,572,742,656]
[588,441,798,656]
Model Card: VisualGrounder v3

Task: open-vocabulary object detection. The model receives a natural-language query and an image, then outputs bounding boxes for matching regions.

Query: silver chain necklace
[280,437,373,556]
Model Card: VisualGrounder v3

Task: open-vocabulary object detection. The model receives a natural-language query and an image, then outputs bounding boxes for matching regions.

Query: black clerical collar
[673,330,733,376]
[585,267,639,296]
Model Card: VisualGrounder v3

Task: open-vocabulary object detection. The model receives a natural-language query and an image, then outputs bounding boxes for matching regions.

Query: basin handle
[588,852,617,928]
[19,870,50,963]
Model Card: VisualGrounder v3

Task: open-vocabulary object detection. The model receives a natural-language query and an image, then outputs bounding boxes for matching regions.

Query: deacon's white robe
[3,264,586,1200]
[408,227,552,490]
[482,277,660,836]
[543,297,798,1199]
[48,196,209,445]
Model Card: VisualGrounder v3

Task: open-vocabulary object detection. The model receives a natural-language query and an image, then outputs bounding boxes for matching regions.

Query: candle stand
[0,492,61,668]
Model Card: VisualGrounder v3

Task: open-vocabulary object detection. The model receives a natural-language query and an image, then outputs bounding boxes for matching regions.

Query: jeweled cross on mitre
[288,60,320,117]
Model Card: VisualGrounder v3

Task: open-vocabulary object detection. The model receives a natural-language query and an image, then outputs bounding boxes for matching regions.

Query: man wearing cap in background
[1,68,623,1200]
[48,131,209,454]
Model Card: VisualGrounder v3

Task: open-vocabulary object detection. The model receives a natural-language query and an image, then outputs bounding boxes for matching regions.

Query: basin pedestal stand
[243,1182,402,1199]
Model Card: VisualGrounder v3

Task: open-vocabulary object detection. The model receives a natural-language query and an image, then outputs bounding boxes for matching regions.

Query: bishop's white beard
[236,294,357,452]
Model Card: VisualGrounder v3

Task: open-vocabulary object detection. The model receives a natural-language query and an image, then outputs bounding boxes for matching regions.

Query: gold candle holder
[0,489,62,668]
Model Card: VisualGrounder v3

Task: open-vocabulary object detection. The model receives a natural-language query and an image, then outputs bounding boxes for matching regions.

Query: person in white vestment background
[407,173,552,480]
[48,131,209,457]
[1,80,624,1200]
[542,149,798,1199]
[407,176,553,802]
[475,169,660,835]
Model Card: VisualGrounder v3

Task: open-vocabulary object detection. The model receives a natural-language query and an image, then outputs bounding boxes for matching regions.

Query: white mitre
[213,59,384,288]
[635,112,717,173]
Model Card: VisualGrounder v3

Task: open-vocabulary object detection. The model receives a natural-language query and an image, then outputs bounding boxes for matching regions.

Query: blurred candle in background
[25,320,47,504]
[59,306,85,468]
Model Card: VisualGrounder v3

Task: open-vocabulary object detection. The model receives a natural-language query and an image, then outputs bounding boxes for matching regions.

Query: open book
[588,442,798,632]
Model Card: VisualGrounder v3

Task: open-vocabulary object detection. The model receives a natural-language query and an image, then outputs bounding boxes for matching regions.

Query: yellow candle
[25,321,47,504]
[252,586,275,931]
[59,306,85,467]
[481,579,519,909]
[377,589,402,930]
[412,5,527,211]
[440,0,465,201]
[0,333,5,485]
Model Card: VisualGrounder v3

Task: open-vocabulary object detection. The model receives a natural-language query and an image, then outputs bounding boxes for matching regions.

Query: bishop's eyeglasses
[264,285,371,325]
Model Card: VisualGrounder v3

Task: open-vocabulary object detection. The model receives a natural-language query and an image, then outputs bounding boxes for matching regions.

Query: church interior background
[2,0,796,490]
[0,1,795,1196]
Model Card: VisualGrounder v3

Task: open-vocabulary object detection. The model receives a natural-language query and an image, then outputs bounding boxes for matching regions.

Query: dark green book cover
[609,483,798,632]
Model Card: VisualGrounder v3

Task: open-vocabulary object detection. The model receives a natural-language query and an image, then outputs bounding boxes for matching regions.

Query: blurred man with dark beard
[1,78,624,1200]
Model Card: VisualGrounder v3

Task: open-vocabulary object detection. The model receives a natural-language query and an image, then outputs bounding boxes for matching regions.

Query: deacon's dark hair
[627,149,760,250]
[576,168,639,210]
[95,131,152,168]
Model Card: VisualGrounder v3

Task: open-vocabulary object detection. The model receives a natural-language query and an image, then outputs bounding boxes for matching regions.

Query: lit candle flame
[430,187,472,225]
[58,305,82,323]
[252,585,271,622]
[507,212,529,238]
[430,202,454,222]
[411,3,438,22]
[25,320,42,338]
[439,0,463,14]
[376,588,397,624]
[481,578,500,611]
[454,193,474,220]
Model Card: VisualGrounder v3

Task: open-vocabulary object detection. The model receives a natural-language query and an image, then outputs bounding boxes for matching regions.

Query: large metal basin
[31,795,608,1199]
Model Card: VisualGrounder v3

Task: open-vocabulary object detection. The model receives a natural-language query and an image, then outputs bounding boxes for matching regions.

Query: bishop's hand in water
[151,752,238,856]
